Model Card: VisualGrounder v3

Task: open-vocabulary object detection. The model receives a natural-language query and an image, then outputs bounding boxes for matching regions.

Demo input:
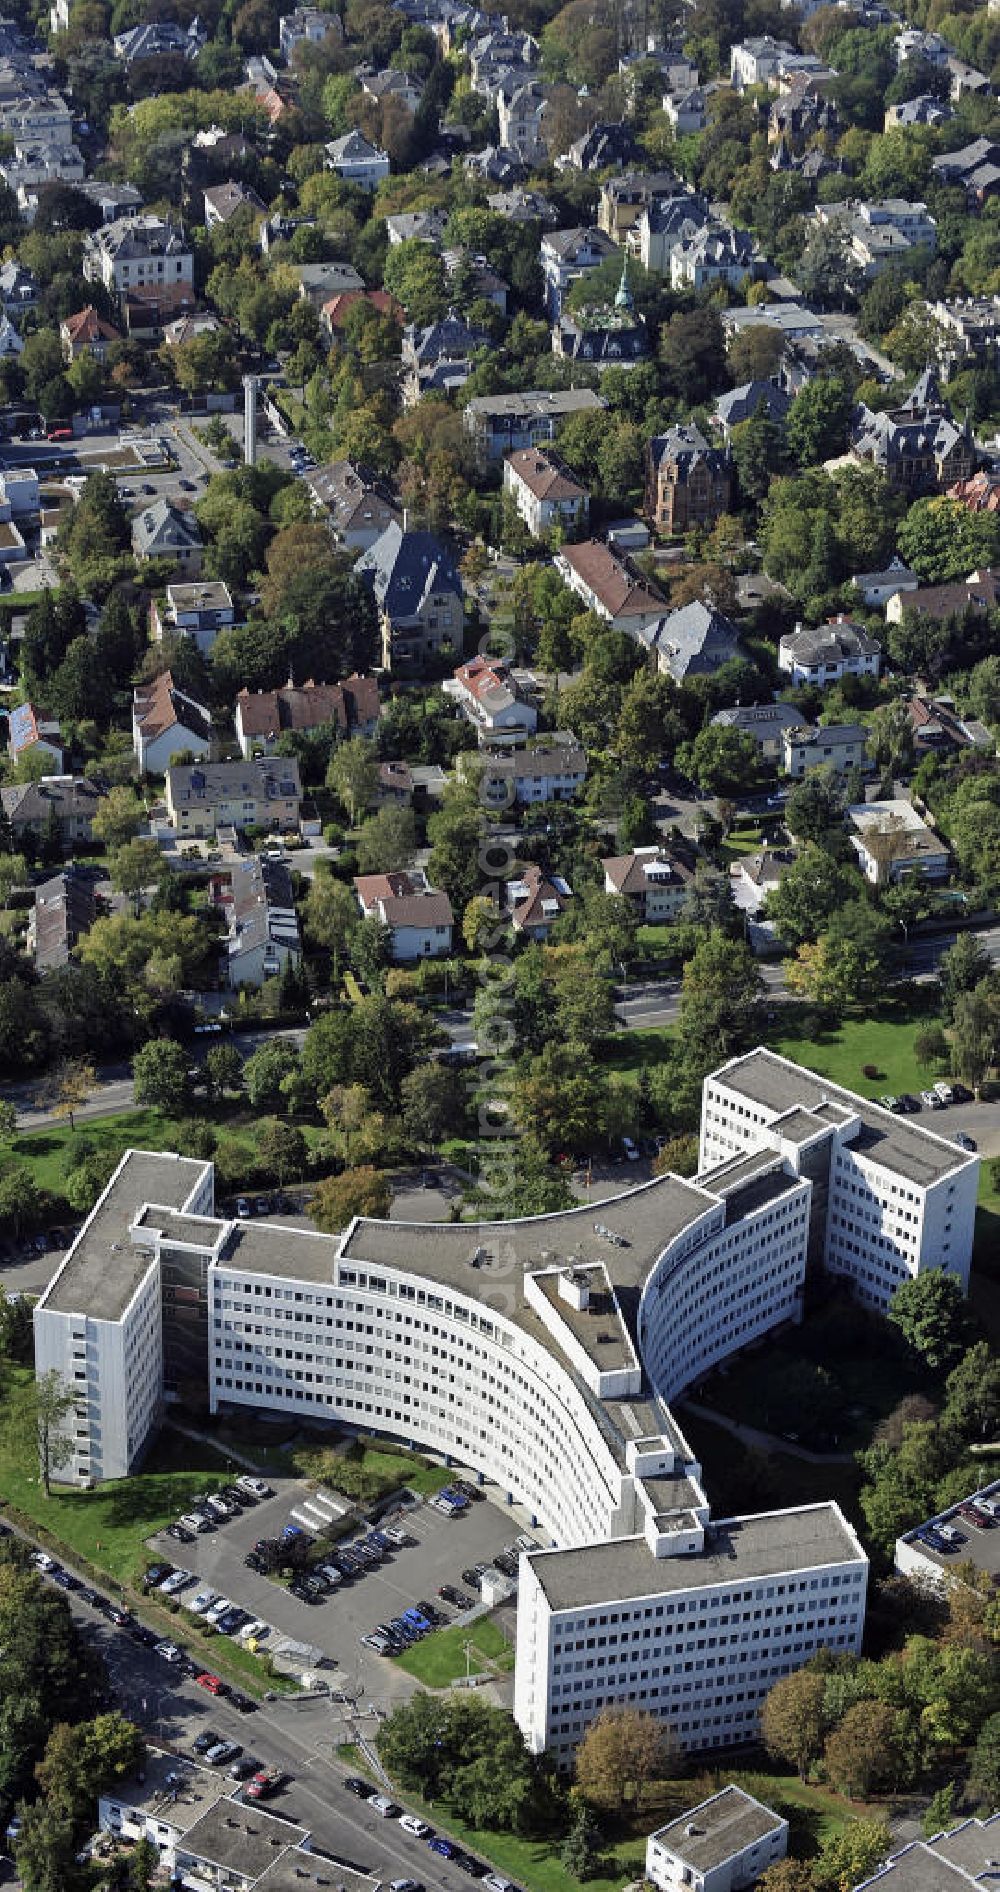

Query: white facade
[701,1050,978,1311]
[646,1787,788,1892]
[36,1047,983,1760]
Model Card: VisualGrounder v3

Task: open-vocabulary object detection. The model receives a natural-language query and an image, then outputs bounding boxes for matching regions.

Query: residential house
[29,867,97,971]
[849,369,974,493]
[826,198,937,279]
[640,602,745,682]
[555,539,667,636]
[7,701,63,769]
[132,672,212,776]
[77,179,144,224]
[488,187,557,227]
[885,94,952,128]
[907,693,993,754]
[306,460,401,549]
[443,246,509,313]
[294,261,365,305]
[385,209,447,246]
[132,500,203,575]
[782,722,868,777]
[445,654,538,744]
[325,132,390,188]
[279,5,343,58]
[150,581,235,655]
[850,556,919,608]
[931,138,1000,208]
[646,1787,787,1892]
[83,215,194,315]
[847,797,949,884]
[211,856,301,988]
[359,65,423,112]
[113,18,203,60]
[320,287,401,338]
[895,27,949,65]
[377,759,413,805]
[354,520,464,671]
[630,194,707,274]
[401,310,489,405]
[463,386,606,466]
[0,260,37,323]
[203,181,265,228]
[503,447,589,539]
[769,82,838,150]
[597,171,686,244]
[885,567,1000,624]
[235,675,381,757]
[559,122,638,173]
[162,311,222,348]
[473,734,587,807]
[946,54,989,98]
[603,843,694,921]
[778,617,882,684]
[495,80,544,162]
[540,226,619,320]
[0,315,22,358]
[712,702,802,763]
[354,869,454,960]
[646,425,733,536]
[663,88,708,133]
[949,471,1000,512]
[554,273,648,365]
[164,758,303,838]
[1,775,100,845]
[670,222,757,292]
[730,36,796,89]
[713,378,791,438]
[509,864,572,938]
[59,304,121,364]
[0,469,38,521]
[934,296,1000,369]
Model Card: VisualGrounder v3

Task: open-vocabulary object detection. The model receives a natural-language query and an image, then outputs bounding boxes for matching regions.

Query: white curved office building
[34,1049,978,1762]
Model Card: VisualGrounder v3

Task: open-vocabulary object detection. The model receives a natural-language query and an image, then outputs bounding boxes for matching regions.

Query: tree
[951,982,1000,1092]
[326,736,378,825]
[915,1024,949,1072]
[203,1043,244,1101]
[676,725,761,797]
[36,1711,143,1828]
[765,848,863,947]
[939,934,993,1023]
[91,787,144,853]
[561,1801,602,1881]
[13,1799,78,1892]
[758,1863,816,1892]
[786,901,893,1011]
[971,1712,1000,1806]
[258,1118,307,1186]
[0,1162,41,1240]
[310,1165,391,1229]
[898,499,1000,586]
[109,838,164,915]
[678,929,763,1069]
[923,1782,959,1839]
[822,1700,905,1798]
[889,1270,976,1373]
[304,872,359,979]
[400,1061,464,1148]
[14,1370,77,1495]
[786,377,853,466]
[355,803,417,875]
[243,1040,298,1108]
[132,1037,189,1114]
[943,1341,1000,1442]
[814,1823,892,1892]
[43,1060,95,1132]
[784,772,843,845]
[574,1706,673,1813]
[760,1668,826,1779]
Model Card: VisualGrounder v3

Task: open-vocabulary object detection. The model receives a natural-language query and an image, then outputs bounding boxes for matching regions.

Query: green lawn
[0,1378,232,1585]
[678,1408,863,1530]
[18,1110,181,1199]
[599,1025,675,1084]
[722,825,764,862]
[772,1004,938,1101]
[393,1614,514,1686]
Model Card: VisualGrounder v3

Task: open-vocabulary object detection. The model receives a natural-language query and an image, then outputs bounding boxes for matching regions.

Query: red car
[196,1672,224,1695]
[245,1768,287,1800]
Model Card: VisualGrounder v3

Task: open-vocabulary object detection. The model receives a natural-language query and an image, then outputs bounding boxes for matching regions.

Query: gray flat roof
[530,1502,864,1610]
[107,1749,231,1830]
[178,1801,308,1878]
[253,1854,354,1892]
[714,1048,973,1187]
[640,1472,703,1516]
[217,1220,337,1283]
[531,1268,634,1371]
[651,1787,785,1869]
[39,1151,207,1321]
[865,1848,987,1892]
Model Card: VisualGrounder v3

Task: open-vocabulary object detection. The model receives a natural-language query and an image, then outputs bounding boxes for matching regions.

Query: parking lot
[149,1475,528,1688]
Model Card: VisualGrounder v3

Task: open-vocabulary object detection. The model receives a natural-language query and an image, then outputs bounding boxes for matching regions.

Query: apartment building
[445,654,539,744]
[464,388,606,466]
[83,214,194,309]
[781,722,867,777]
[603,844,694,920]
[778,618,882,685]
[503,448,589,539]
[42,1048,990,1757]
[471,734,588,806]
[353,868,454,959]
[150,581,235,655]
[646,1788,788,1892]
[700,1048,978,1311]
[164,758,303,837]
[235,675,380,758]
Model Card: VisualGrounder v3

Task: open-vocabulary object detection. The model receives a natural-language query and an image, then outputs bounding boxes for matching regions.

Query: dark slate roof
[354,521,462,619]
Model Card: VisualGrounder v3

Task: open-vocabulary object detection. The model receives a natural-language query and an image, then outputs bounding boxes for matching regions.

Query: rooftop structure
[646,1786,788,1892]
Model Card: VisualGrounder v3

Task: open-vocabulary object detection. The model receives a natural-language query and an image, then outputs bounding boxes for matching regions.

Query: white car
[368,1796,401,1819]
[30,1550,56,1572]
[485,1876,517,1892]
[399,1816,431,1838]
[187,1588,219,1614]
[237,1619,271,1645]
[934,1081,954,1104]
[237,1474,273,1500]
[159,1568,193,1595]
[180,1512,212,1534]
[316,1563,342,1587]
[205,1596,234,1624]
[920,1090,944,1110]
[156,1641,183,1664]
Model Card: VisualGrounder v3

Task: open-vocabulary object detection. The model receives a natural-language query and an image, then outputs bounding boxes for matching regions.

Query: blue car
[404,1607,432,1631]
[429,1839,458,1859]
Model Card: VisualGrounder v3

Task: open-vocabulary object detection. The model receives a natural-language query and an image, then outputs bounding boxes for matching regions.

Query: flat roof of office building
[649,1786,785,1870]
[529,1502,865,1610]
[103,1749,231,1831]
[39,1151,207,1321]
[177,1801,309,1881]
[712,1047,972,1187]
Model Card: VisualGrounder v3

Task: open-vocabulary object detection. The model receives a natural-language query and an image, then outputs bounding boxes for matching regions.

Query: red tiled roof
[559,539,665,619]
[236,675,380,739]
[62,304,121,345]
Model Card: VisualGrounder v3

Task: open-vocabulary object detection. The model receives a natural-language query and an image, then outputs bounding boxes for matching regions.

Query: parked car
[205,1741,242,1766]
[921,1090,944,1110]
[159,1568,193,1595]
[229,1756,259,1780]
[237,1474,274,1500]
[955,1132,977,1151]
[193,1729,221,1755]
[196,1672,226,1694]
[369,1796,402,1819]
[399,1816,432,1838]
[144,1561,174,1587]
[933,1081,954,1104]
[245,1768,287,1800]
